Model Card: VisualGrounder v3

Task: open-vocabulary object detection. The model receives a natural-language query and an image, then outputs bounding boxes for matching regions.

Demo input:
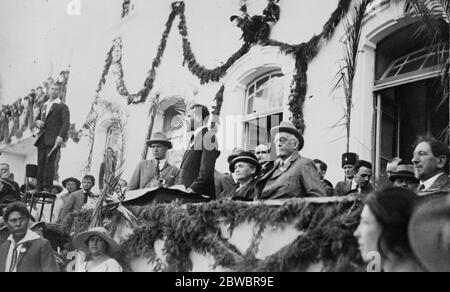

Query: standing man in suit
[334,153,358,196]
[412,137,450,193]
[255,121,325,200]
[59,175,98,221]
[34,83,70,193]
[334,160,374,196]
[255,144,274,177]
[314,159,334,196]
[128,132,180,190]
[178,104,220,198]
[0,202,57,272]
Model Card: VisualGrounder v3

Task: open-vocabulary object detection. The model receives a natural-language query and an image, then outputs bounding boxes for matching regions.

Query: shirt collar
[7,230,40,245]
[46,97,61,105]
[421,172,445,190]
[155,159,166,167]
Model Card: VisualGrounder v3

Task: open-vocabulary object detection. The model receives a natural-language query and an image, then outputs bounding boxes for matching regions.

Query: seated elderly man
[218,152,261,201]
[255,121,326,200]
[128,132,180,190]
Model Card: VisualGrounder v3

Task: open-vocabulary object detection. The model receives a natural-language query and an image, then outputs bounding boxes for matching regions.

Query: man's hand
[55,137,64,147]
[36,120,45,129]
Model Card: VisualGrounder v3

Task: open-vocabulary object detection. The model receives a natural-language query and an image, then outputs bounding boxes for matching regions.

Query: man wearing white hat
[128,132,180,190]
[255,121,326,200]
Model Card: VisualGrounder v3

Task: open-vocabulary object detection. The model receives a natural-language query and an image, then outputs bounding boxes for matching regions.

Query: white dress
[77,258,123,272]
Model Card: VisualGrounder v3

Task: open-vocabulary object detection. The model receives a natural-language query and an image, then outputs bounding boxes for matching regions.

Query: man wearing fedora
[412,137,450,194]
[34,83,70,193]
[178,104,220,198]
[255,121,325,200]
[218,152,261,201]
[333,152,358,196]
[389,164,419,190]
[128,132,180,190]
[0,202,57,272]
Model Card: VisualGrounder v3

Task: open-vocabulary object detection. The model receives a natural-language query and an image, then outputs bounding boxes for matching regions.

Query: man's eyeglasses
[256,151,269,155]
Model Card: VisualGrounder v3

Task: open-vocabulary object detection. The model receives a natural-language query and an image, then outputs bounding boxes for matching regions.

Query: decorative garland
[51,197,365,272]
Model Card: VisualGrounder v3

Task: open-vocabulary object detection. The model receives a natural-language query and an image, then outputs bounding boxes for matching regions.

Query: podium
[123,187,212,207]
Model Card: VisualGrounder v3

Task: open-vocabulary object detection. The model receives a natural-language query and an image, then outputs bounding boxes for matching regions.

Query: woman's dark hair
[364,187,419,260]
[2,202,30,222]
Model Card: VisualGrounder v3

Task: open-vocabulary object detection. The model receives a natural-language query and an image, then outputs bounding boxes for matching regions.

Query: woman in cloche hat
[73,227,122,272]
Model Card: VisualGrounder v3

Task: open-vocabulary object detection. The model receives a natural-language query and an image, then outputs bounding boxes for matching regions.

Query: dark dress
[218,179,257,201]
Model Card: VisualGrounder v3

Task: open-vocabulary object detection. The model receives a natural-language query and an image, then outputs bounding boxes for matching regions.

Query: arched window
[105,120,123,163]
[243,71,284,156]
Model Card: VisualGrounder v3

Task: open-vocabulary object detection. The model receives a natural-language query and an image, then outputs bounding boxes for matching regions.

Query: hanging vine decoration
[90,0,355,135]
[55,197,365,272]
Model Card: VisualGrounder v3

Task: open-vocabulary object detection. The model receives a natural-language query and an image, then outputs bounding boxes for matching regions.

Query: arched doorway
[372,20,449,182]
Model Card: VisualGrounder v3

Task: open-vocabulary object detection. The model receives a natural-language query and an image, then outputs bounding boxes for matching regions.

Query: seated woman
[218,152,261,201]
[73,227,123,272]
[354,187,424,272]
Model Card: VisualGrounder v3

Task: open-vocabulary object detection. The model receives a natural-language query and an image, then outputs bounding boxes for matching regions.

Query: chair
[23,164,57,223]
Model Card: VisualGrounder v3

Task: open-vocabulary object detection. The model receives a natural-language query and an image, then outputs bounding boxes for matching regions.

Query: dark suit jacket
[34,102,70,147]
[255,152,326,200]
[178,127,220,198]
[0,237,58,272]
[334,180,374,197]
[322,179,334,197]
[218,179,257,201]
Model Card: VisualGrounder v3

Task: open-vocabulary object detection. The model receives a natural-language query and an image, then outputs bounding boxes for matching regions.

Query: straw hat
[389,164,418,183]
[73,227,120,254]
[408,194,450,272]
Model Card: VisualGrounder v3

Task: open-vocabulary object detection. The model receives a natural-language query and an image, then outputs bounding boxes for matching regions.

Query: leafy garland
[52,197,365,272]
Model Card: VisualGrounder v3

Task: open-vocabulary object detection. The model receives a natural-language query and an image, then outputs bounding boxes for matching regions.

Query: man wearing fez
[412,137,450,193]
[334,152,358,197]
[255,144,274,177]
[34,83,70,193]
[218,152,261,201]
[178,104,220,198]
[335,160,374,196]
[255,121,326,200]
[128,132,180,190]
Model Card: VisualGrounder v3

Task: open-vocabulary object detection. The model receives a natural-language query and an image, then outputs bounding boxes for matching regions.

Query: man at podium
[128,132,180,191]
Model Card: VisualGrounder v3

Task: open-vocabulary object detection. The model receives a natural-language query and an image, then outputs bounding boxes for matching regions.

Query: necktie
[156,161,161,181]
[9,244,19,272]
[84,191,90,204]
[418,184,426,191]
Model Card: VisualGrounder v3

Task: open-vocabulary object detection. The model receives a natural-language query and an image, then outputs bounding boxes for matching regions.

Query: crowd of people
[0,100,450,272]
[0,71,69,145]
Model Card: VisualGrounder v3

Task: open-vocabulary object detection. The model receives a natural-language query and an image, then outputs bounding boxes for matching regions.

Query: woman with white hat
[73,227,122,272]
